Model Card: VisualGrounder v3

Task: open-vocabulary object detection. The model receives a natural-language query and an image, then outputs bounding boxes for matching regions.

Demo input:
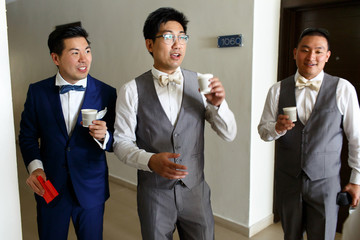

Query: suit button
[174,133,179,137]
[67,147,71,152]
[175,146,181,150]
[175,159,182,163]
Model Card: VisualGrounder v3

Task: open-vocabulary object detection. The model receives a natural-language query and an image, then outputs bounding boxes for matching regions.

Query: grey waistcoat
[135,69,206,189]
[276,73,343,181]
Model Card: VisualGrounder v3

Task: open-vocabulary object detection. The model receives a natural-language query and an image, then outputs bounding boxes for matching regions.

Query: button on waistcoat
[135,69,206,189]
[276,73,343,180]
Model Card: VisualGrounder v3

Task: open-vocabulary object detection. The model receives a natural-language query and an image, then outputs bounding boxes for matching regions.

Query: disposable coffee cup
[198,73,213,94]
[81,109,98,127]
[283,107,297,122]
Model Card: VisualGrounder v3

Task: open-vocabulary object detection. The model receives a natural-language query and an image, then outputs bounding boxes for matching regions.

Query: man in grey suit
[258,28,360,240]
[113,7,236,240]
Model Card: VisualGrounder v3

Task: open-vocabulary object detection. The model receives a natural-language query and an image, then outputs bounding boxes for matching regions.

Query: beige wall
[6,0,280,235]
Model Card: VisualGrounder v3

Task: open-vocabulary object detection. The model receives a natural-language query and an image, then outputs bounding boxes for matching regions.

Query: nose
[172,37,181,49]
[307,51,316,60]
[79,51,90,63]
[78,53,85,62]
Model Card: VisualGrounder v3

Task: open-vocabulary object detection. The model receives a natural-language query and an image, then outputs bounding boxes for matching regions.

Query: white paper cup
[81,109,98,127]
[283,107,297,122]
[198,73,213,94]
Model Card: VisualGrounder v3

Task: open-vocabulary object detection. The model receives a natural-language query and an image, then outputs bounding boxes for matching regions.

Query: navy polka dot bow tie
[59,85,86,94]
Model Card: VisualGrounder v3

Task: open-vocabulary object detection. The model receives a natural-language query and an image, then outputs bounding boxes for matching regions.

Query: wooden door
[278,0,360,232]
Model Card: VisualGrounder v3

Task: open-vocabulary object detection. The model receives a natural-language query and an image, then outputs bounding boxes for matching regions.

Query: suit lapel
[70,75,97,140]
[80,75,98,110]
[46,77,69,139]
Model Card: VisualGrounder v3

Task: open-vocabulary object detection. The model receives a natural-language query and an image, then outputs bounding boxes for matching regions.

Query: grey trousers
[137,180,214,240]
[275,170,340,240]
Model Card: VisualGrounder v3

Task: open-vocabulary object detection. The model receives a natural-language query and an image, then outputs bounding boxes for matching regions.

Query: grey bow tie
[158,71,181,87]
[295,76,322,92]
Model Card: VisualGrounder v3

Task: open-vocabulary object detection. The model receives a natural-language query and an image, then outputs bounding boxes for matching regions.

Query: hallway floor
[18,157,342,240]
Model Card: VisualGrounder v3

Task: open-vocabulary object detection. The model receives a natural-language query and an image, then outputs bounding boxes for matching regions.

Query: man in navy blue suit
[19,25,117,240]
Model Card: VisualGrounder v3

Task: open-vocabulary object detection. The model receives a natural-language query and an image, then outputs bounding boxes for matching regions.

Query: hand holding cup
[81,107,108,127]
[198,74,225,107]
[81,109,98,127]
[198,73,213,94]
[283,107,297,122]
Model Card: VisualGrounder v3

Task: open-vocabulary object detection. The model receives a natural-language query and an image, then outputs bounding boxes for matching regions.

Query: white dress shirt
[27,72,109,174]
[113,66,237,171]
[258,70,360,184]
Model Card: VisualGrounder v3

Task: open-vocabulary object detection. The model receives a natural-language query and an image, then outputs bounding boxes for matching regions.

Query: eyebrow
[300,45,326,49]
[299,45,326,50]
[161,30,186,34]
[68,46,91,51]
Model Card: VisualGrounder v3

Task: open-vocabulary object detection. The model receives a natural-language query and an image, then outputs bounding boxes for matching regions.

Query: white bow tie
[158,71,181,87]
[295,76,322,92]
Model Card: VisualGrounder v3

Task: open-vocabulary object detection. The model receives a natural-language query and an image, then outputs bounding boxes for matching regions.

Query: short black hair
[143,7,189,41]
[297,27,330,50]
[48,25,90,55]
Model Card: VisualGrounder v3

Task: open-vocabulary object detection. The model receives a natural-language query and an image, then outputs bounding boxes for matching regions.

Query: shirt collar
[295,70,324,82]
[55,71,87,87]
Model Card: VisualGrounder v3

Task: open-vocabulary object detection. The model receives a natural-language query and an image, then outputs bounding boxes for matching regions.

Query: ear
[293,48,297,60]
[325,50,331,62]
[145,39,154,54]
[51,53,60,66]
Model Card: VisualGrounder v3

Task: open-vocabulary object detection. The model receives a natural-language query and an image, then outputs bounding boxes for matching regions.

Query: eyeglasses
[155,34,189,45]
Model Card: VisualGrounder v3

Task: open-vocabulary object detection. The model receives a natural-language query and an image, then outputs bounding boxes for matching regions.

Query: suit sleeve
[19,84,42,168]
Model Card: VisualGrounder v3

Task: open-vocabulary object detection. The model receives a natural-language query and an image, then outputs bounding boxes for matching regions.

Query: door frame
[276,0,360,231]
[278,0,358,81]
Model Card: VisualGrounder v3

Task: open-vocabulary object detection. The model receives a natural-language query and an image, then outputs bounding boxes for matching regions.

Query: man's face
[294,35,331,80]
[146,21,187,74]
[51,37,92,84]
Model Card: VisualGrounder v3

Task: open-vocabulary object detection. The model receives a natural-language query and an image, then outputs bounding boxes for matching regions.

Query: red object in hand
[37,176,59,204]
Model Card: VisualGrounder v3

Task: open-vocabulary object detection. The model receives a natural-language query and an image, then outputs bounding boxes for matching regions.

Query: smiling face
[51,37,92,84]
[294,35,331,80]
[145,21,187,74]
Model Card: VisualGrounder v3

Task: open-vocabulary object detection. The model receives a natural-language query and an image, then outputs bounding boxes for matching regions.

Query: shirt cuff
[350,169,360,185]
[27,160,44,174]
[207,99,228,115]
[138,152,155,172]
[94,131,110,149]
[272,122,287,139]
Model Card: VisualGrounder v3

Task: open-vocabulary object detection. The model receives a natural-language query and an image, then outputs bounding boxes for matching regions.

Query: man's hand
[148,152,188,179]
[204,77,225,107]
[26,168,46,196]
[88,120,107,141]
[343,183,360,207]
[275,114,295,133]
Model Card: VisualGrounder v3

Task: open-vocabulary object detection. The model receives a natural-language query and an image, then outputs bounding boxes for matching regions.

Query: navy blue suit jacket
[19,75,117,209]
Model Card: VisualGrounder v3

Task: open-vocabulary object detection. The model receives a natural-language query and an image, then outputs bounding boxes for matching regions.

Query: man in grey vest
[258,28,360,240]
[113,7,237,240]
